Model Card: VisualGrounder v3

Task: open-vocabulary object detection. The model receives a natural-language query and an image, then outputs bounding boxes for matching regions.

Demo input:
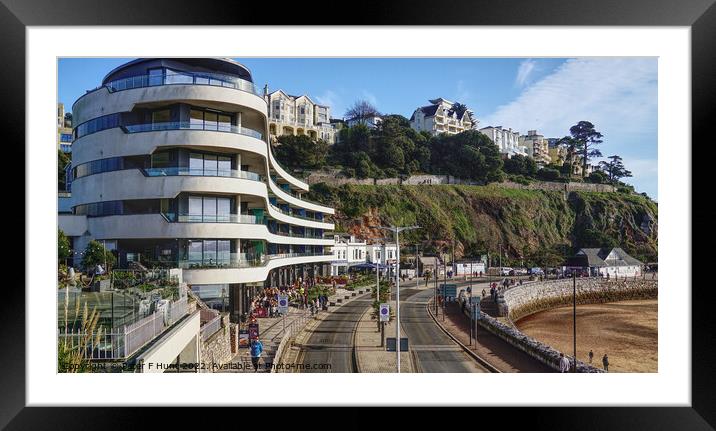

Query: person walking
[250,337,263,372]
[559,353,571,373]
[482,288,486,298]
[588,350,594,364]
[602,354,609,372]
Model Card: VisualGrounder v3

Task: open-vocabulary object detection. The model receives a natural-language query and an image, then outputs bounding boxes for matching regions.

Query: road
[296,295,372,373]
[399,287,489,373]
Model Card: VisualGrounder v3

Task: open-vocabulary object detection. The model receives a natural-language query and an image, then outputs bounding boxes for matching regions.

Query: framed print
[4,0,714,428]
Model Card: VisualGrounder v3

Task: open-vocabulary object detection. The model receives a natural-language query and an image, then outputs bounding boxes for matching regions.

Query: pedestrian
[602,354,609,372]
[588,350,594,364]
[607,272,610,281]
[559,353,571,373]
[482,288,486,298]
[250,337,263,372]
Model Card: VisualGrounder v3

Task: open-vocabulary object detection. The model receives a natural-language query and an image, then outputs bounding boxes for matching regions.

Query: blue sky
[58,57,657,198]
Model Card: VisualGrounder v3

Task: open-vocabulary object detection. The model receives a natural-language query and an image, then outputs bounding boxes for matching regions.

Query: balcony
[176,251,333,269]
[103,70,262,96]
[162,213,260,224]
[123,121,263,141]
[142,167,263,182]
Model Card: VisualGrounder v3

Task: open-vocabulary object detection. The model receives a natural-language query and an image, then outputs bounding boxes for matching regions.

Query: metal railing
[57,296,189,360]
[104,70,262,96]
[177,252,332,270]
[143,167,262,182]
[200,313,222,342]
[123,121,263,140]
[162,213,259,224]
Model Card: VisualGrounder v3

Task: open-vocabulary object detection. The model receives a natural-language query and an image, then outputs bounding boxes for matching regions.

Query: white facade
[265,89,336,144]
[453,261,486,276]
[64,58,336,297]
[346,115,382,129]
[479,126,528,158]
[367,243,398,266]
[519,130,551,165]
[410,98,476,136]
[330,235,368,275]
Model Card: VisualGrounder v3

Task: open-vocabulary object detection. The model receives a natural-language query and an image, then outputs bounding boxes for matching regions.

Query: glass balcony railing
[104,70,262,96]
[162,213,259,224]
[177,251,332,269]
[143,167,263,182]
[123,121,263,140]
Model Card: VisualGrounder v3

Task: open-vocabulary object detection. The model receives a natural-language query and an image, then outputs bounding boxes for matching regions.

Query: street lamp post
[370,225,420,373]
[573,271,577,372]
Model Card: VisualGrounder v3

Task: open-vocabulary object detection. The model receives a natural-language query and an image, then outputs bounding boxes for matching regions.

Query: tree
[537,167,560,181]
[58,149,71,191]
[345,99,381,123]
[587,170,609,184]
[274,134,329,171]
[598,155,632,183]
[503,154,538,177]
[58,229,71,263]
[569,121,603,178]
[555,136,578,180]
[80,240,116,273]
[451,102,477,129]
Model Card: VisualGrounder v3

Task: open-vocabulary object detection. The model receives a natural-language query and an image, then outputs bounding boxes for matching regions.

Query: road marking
[410,345,463,352]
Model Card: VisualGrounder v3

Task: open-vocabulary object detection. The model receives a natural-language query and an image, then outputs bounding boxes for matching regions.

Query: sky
[58,57,657,198]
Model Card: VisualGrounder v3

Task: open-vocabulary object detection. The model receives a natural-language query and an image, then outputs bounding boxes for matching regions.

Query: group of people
[560,350,610,372]
[248,276,335,320]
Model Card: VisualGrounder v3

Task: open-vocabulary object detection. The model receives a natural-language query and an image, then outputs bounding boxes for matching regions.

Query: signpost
[379,303,389,347]
[248,323,259,340]
[470,297,481,345]
[440,284,458,300]
[379,303,390,322]
[278,294,289,335]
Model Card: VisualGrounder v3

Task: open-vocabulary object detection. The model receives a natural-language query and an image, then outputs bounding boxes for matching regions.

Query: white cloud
[515,59,537,87]
[484,58,657,138]
[484,58,657,197]
[315,89,343,116]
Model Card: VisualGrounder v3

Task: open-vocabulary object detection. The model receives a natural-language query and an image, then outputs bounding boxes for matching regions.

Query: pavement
[432,300,553,373]
[354,300,414,373]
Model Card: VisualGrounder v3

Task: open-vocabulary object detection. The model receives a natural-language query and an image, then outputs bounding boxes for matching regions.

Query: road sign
[440,283,458,299]
[379,303,390,322]
[472,302,481,320]
[278,294,289,314]
[386,337,409,352]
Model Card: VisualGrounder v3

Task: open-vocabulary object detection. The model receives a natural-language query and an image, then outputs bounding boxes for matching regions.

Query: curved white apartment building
[64,58,335,321]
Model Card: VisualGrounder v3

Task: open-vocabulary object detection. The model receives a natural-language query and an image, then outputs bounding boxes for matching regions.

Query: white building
[573,248,643,278]
[264,89,336,144]
[519,130,551,165]
[453,260,486,276]
[346,115,382,129]
[61,58,336,323]
[410,98,476,136]
[58,103,73,153]
[367,243,398,267]
[330,235,368,275]
[479,126,528,158]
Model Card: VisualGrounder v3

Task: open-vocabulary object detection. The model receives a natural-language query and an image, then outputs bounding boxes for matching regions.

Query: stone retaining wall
[305,171,615,193]
[503,278,658,322]
[465,278,657,372]
[199,314,233,372]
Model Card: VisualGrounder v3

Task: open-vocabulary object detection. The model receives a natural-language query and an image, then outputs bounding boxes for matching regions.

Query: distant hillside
[307,184,658,264]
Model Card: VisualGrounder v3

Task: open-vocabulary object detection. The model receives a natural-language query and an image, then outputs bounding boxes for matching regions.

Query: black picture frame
[3,0,713,428]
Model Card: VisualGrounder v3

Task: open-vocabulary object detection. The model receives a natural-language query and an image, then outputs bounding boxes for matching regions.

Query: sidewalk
[354,300,414,373]
[430,300,552,373]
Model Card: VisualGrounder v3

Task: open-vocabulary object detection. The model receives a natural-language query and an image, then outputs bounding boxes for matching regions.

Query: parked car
[500,267,513,276]
[529,267,544,275]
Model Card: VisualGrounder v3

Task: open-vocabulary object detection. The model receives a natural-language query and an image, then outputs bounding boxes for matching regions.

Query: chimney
[263,84,269,97]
